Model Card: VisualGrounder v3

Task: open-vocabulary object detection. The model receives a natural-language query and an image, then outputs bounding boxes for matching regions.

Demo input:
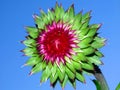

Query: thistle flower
[22,3,106,89]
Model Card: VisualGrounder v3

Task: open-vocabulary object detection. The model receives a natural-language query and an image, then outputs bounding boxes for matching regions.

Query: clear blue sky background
[0,0,120,90]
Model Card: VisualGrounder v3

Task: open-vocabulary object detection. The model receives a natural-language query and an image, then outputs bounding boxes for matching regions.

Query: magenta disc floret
[37,21,79,64]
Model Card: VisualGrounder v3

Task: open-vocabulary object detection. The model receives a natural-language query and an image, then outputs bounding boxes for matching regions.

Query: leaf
[43,15,49,25]
[40,9,46,17]
[72,12,82,30]
[26,56,41,66]
[25,26,39,38]
[72,20,81,30]
[76,72,85,82]
[81,62,94,70]
[72,48,82,53]
[72,60,81,70]
[94,37,106,42]
[78,53,87,61]
[51,64,57,77]
[82,11,91,22]
[67,4,74,18]
[40,66,51,83]
[86,28,97,37]
[90,24,101,29]
[79,28,89,39]
[55,3,65,21]
[95,51,103,58]
[66,62,76,73]
[23,39,36,47]
[33,15,45,29]
[63,12,69,22]
[74,12,82,22]
[87,56,102,65]
[72,54,80,62]
[23,47,37,56]
[82,47,95,55]
[82,37,93,44]
[40,9,50,25]
[65,67,75,79]
[116,82,120,90]
[91,37,106,48]
[78,43,90,49]
[72,52,87,62]
[78,37,93,48]
[61,75,68,88]
[92,42,104,49]
[47,9,55,23]
[57,67,64,81]
[92,79,101,90]
[81,17,90,29]
[31,62,43,74]
[56,63,65,82]
[50,73,58,85]
[59,63,65,73]
[47,62,52,69]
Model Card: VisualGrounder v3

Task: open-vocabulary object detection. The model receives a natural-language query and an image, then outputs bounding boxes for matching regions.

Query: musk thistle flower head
[22,3,105,89]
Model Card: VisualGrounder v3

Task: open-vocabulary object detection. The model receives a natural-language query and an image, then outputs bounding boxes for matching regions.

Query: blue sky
[0,0,120,90]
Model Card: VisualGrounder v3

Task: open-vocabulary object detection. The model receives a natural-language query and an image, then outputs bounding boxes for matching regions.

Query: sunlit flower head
[22,3,105,89]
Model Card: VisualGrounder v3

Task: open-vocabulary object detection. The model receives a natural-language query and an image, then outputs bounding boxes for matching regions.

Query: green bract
[22,3,106,89]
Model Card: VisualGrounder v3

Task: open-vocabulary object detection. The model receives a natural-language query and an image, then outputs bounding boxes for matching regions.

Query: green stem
[93,64,109,90]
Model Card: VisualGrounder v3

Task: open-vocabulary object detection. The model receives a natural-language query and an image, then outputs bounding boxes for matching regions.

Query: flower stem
[93,64,109,90]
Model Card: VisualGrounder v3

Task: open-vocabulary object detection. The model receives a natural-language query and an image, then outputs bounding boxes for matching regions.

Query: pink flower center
[37,22,78,64]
